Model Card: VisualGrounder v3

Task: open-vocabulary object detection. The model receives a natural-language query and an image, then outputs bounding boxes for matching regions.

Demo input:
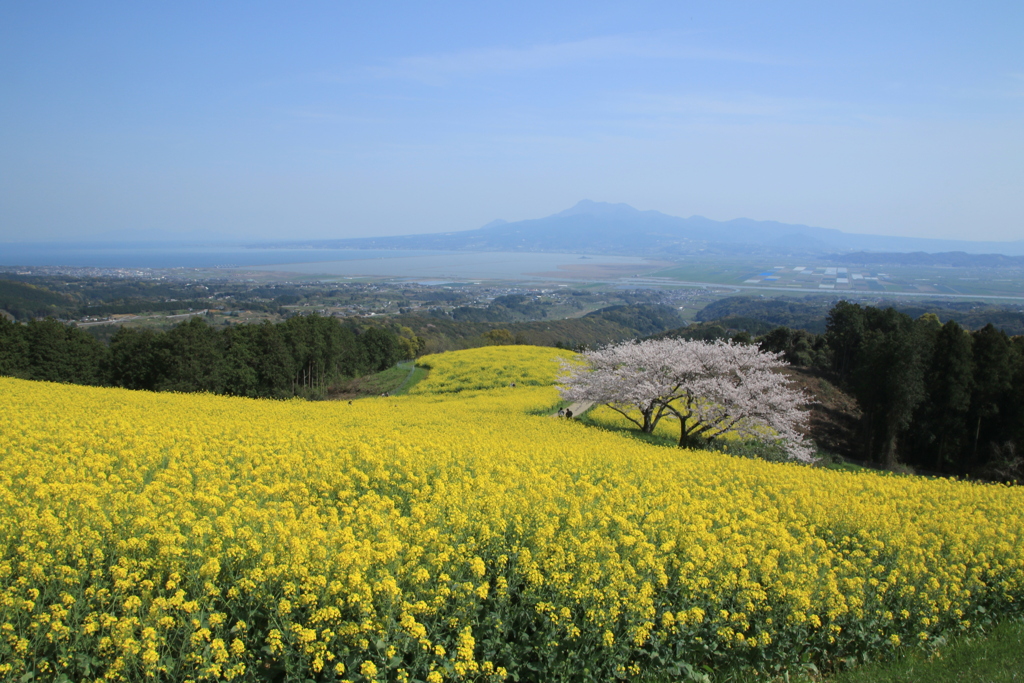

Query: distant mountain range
[275,200,1024,257]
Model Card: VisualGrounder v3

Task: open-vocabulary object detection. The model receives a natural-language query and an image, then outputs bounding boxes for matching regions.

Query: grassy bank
[828,619,1024,683]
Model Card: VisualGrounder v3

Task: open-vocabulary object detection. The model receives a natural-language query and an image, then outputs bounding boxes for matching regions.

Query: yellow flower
[359,661,378,679]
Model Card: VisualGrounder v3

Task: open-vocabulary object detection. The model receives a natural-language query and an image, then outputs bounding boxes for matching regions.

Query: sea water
[0,243,446,269]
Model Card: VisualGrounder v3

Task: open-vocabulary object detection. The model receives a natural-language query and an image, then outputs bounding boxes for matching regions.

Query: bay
[0,242,449,269]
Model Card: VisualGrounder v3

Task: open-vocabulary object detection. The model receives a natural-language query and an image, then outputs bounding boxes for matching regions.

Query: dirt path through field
[392,362,421,394]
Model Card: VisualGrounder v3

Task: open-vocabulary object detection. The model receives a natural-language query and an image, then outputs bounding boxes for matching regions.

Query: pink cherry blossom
[559,338,814,462]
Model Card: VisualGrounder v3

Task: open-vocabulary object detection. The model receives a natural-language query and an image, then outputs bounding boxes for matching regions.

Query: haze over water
[0,245,444,270]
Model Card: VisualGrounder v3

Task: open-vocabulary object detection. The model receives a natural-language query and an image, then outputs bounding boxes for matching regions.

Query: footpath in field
[552,400,594,417]
[393,360,423,394]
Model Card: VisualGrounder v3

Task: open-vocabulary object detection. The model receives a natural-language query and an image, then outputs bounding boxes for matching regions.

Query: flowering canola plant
[1,345,1023,682]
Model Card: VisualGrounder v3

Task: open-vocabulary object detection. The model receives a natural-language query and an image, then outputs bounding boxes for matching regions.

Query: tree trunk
[971,415,982,473]
[862,413,876,464]
[677,420,698,449]
[936,433,947,473]
[882,406,902,470]
[883,430,898,470]
[678,425,689,448]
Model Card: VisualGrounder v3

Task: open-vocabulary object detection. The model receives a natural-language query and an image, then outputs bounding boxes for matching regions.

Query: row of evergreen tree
[759,302,1024,478]
[0,314,407,399]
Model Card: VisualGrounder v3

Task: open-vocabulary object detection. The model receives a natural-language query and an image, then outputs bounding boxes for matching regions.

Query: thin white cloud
[364,34,777,85]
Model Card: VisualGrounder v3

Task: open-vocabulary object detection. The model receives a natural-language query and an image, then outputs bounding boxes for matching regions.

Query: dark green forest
[665,303,1024,480]
[0,315,406,399]
[818,303,1024,480]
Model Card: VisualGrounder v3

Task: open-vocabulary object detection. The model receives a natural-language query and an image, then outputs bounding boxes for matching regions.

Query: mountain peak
[553,200,646,218]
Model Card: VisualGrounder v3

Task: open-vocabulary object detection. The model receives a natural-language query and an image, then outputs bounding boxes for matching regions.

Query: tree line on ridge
[0,314,413,399]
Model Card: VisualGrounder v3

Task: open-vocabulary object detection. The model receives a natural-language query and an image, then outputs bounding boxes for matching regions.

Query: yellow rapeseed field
[1,345,1023,682]
[410,345,575,394]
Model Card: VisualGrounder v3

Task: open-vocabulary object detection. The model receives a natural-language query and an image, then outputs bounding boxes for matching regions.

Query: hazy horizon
[2,2,1022,244]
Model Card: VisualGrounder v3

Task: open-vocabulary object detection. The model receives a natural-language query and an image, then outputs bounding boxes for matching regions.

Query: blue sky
[1,1,1021,242]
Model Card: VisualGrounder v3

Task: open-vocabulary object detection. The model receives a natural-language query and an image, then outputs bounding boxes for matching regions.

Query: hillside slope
[2,348,1023,681]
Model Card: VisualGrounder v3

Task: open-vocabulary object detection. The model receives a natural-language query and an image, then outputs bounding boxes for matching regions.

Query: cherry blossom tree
[559,338,814,462]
